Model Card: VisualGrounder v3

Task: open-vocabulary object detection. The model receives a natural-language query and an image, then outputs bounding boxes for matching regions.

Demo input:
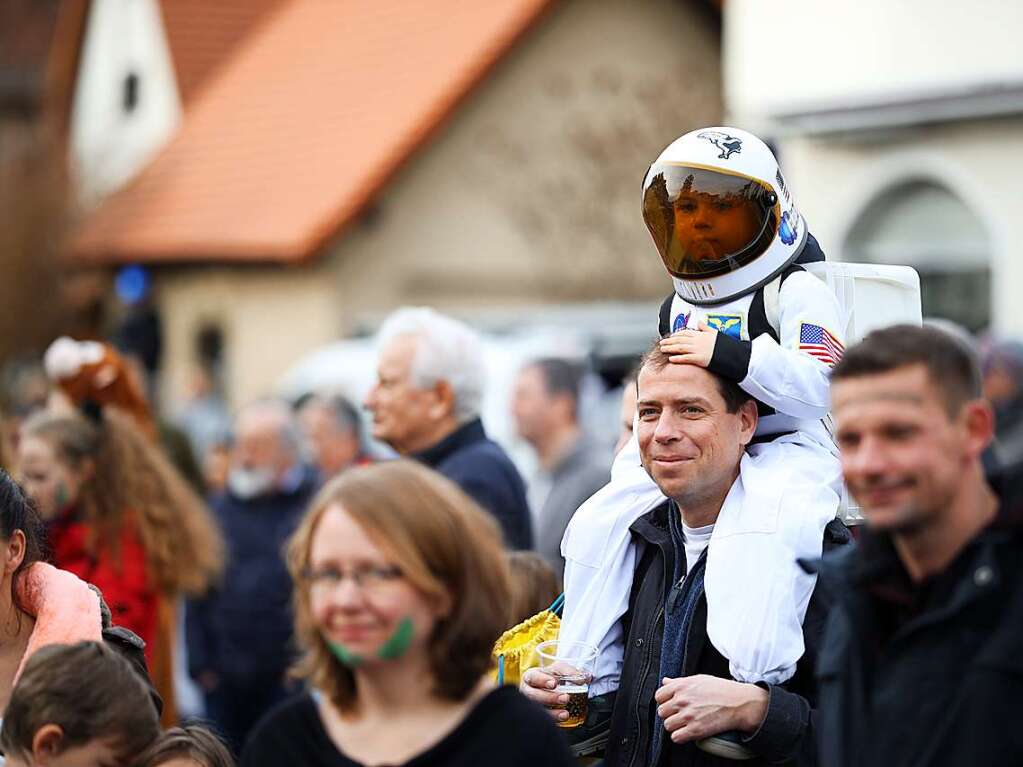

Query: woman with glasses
[241,460,575,766]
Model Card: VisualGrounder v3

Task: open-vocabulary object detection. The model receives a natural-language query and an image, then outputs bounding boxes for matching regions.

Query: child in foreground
[0,641,159,767]
[133,726,235,767]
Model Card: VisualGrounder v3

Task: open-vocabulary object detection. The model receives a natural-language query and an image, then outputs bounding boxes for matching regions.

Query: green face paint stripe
[376,616,414,660]
[324,617,414,667]
[327,641,363,668]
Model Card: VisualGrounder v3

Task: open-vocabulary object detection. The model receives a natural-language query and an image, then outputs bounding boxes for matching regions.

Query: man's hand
[659,322,717,368]
[654,675,768,744]
[519,667,570,723]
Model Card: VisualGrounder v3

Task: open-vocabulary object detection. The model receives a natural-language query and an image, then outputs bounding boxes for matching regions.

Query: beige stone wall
[156,262,339,410]
[776,117,1023,336]
[327,0,722,329]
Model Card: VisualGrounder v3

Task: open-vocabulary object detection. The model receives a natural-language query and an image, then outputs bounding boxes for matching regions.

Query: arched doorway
[844,179,991,332]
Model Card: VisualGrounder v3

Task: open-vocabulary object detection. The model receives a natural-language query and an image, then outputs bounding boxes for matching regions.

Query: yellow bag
[492,594,564,686]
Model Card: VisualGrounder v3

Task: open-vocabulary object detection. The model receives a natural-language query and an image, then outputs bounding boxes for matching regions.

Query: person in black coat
[242,461,572,767]
[817,324,1023,766]
[186,400,320,754]
[365,307,532,550]
[522,344,850,766]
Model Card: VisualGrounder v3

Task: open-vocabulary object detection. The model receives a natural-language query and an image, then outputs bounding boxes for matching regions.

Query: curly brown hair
[21,409,222,596]
[287,460,512,713]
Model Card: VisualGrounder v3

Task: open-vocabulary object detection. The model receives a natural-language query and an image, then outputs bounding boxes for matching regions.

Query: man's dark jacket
[186,467,319,682]
[601,501,850,767]
[813,474,1023,766]
[414,418,532,550]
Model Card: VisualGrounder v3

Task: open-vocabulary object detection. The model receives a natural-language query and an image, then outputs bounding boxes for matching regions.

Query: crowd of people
[0,125,1018,767]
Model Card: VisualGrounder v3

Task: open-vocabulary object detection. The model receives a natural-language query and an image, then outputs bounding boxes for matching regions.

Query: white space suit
[559,127,845,694]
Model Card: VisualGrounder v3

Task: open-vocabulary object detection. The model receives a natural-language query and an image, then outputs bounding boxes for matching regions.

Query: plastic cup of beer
[535,640,598,728]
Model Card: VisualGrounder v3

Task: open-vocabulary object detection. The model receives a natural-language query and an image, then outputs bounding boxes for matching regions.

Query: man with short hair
[186,399,319,753]
[817,324,1023,766]
[523,343,848,765]
[297,393,368,480]
[512,358,609,577]
[365,307,532,549]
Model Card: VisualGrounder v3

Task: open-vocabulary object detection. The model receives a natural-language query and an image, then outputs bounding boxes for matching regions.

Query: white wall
[776,118,1023,336]
[725,0,1023,121]
[69,0,181,205]
[156,264,341,411]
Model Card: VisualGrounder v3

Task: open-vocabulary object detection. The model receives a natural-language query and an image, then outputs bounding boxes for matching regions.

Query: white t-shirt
[681,521,714,578]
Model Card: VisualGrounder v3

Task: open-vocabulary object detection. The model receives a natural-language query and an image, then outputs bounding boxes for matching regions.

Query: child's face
[25,737,121,767]
[150,760,203,767]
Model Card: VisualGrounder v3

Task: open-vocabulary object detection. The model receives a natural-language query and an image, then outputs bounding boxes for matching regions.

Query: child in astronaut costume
[559,127,845,697]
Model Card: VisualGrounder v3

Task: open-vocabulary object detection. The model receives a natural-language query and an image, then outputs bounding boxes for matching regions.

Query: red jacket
[47,507,158,664]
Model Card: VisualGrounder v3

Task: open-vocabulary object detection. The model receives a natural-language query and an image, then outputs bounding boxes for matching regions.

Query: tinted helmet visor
[643,163,780,279]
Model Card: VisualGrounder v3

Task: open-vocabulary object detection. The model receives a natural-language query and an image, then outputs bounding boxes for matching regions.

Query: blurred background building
[3,0,1022,461]
[60,0,723,410]
[725,0,1023,335]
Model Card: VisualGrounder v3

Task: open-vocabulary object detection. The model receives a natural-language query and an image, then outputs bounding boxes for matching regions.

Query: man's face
[832,364,988,533]
[673,192,760,263]
[364,335,444,455]
[636,362,753,506]
[615,381,638,456]
[231,410,294,488]
[511,366,554,447]
[299,404,359,477]
[982,362,1018,406]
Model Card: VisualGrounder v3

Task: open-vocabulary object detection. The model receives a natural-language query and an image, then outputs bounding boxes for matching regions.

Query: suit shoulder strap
[763,263,806,337]
[658,293,675,338]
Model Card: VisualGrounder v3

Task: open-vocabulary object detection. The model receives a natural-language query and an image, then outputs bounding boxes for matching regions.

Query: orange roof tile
[72,0,553,266]
[159,0,286,104]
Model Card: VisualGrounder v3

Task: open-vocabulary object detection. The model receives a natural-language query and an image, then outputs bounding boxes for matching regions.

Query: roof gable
[159,0,286,104]
[72,0,552,265]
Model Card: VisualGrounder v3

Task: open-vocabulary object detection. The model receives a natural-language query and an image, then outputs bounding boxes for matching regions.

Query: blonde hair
[287,460,511,712]
[22,409,222,596]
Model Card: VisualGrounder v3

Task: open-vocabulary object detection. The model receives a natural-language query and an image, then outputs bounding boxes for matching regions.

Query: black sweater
[241,686,576,767]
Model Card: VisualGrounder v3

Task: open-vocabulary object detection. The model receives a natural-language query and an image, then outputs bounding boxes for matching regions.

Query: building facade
[724,0,1023,335]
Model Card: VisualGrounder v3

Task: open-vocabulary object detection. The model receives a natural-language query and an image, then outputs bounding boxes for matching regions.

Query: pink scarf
[13,562,102,683]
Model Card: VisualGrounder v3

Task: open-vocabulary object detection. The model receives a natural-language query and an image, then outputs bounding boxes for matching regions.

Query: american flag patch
[799,323,844,366]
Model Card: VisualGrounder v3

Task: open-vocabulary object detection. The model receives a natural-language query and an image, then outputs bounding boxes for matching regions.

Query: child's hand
[659,321,717,368]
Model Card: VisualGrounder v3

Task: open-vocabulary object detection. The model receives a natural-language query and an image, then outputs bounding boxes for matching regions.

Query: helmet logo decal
[775,170,793,205]
[779,210,799,246]
[672,311,690,333]
[697,131,743,160]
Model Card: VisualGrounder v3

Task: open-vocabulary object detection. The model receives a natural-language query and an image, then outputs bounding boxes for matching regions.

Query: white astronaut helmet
[642,126,805,305]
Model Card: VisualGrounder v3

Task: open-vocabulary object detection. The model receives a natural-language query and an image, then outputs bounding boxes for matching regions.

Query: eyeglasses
[301,564,404,592]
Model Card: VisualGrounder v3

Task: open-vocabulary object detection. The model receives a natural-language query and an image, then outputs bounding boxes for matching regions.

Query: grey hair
[377,307,485,423]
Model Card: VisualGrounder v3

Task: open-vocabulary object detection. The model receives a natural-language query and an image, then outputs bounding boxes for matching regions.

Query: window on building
[195,323,225,395]
[844,179,991,332]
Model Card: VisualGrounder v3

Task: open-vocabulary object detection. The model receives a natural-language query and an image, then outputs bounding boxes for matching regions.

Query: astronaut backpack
[644,127,923,522]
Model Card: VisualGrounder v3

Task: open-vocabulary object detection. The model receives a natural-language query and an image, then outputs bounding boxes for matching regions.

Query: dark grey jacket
[813,477,1023,767]
[602,501,850,767]
[535,439,609,579]
[415,419,533,550]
